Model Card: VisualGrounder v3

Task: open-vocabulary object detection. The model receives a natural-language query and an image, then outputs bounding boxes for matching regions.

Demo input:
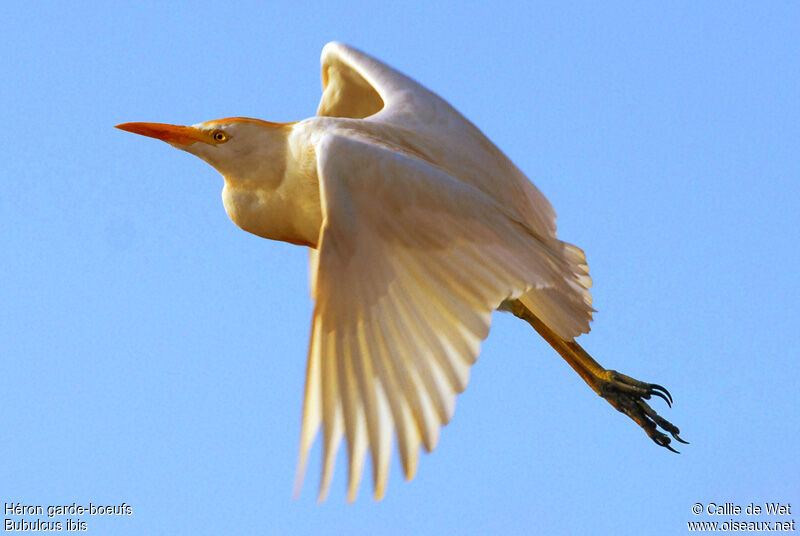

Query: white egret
[116,42,685,502]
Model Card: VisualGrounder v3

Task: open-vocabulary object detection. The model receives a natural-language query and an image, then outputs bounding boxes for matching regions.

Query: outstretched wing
[294,132,592,502]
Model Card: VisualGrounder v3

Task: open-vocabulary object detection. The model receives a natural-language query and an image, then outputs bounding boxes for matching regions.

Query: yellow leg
[504,299,687,452]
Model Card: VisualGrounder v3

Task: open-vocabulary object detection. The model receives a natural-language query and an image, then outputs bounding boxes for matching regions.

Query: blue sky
[2,2,798,534]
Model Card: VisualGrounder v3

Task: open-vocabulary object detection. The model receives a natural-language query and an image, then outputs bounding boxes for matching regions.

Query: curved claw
[649,383,673,406]
[673,433,690,445]
[648,387,672,408]
[645,427,680,454]
[648,431,680,454]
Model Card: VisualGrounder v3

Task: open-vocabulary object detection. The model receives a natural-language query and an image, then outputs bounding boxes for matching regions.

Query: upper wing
[317,42,452,124]
[294,133,592,502]
[317,42,565,248]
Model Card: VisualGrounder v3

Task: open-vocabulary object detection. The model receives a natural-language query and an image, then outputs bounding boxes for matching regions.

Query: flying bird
[116,42,685,502]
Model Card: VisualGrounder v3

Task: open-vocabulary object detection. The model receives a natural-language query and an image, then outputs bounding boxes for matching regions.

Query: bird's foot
[596,370,688,453]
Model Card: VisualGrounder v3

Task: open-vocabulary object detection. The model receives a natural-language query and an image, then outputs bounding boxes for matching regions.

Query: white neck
[202,121,322,247]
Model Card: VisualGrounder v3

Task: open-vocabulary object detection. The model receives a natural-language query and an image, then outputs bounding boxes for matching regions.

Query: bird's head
[115,118,293,187]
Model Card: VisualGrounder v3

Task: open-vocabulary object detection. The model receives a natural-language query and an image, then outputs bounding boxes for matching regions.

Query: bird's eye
[212,130,228,143]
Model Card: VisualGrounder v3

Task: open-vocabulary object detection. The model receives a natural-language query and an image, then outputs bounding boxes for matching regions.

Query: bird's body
[117,42,684,502]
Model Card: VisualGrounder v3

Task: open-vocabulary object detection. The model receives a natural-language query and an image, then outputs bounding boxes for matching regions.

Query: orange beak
[115,122,208,146]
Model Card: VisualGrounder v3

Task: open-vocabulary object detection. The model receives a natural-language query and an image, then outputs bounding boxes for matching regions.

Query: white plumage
[118,42,662,503]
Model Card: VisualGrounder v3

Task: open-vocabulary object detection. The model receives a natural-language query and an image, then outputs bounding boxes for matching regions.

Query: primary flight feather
[117,42,684,503]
